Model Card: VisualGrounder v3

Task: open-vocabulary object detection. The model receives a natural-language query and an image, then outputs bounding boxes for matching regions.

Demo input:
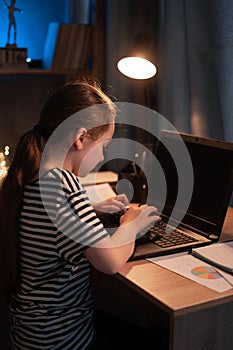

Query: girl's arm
[84,205,159,274]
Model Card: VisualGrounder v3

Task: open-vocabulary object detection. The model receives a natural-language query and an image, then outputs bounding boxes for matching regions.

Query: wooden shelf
[0,0,105,82]
[0,68,93,75]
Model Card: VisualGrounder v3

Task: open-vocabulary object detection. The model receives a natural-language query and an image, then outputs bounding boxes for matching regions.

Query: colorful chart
[191,266,222,279]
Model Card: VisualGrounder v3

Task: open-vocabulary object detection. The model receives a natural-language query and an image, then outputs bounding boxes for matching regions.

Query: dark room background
[0,1,233,347]
[0,0,232,202]
[1,0,233,141]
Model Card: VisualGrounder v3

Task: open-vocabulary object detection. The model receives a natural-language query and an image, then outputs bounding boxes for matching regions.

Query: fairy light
[0,146,9,183]
[4,145,10,156]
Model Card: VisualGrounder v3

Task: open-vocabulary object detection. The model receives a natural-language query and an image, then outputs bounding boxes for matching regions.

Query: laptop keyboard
[137,220,198,247]
[98,211,199,248]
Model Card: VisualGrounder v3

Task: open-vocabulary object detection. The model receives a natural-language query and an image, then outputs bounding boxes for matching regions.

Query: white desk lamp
[117,32,157,80]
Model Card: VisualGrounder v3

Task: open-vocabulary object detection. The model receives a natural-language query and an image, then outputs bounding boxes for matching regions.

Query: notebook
[129,130,233,261]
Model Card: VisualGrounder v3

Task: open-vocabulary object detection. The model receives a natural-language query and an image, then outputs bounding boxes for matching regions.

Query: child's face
[78,123,115,177]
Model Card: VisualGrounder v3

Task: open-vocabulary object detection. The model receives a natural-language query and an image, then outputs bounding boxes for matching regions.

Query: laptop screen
[150,131,233,237]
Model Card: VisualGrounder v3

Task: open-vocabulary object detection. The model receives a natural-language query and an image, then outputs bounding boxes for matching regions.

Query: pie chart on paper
[191,266,222,280]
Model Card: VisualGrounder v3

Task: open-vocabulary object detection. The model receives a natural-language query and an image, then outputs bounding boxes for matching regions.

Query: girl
[0,79,159,349]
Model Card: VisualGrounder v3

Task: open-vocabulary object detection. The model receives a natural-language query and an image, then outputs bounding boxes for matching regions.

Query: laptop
[129,130,233,261]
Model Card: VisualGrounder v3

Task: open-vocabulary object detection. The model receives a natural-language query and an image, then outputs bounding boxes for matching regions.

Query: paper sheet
[84,183,116,203]
[148,253,233,293]
[80,171,118,185]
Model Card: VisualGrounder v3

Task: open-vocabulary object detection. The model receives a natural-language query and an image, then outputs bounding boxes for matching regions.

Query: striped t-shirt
[10,168,109,350]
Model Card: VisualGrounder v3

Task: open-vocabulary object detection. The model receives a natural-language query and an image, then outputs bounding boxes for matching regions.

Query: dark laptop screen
[151,131,233,237]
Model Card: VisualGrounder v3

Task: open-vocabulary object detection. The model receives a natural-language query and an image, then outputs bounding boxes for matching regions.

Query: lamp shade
[117,32,157,80]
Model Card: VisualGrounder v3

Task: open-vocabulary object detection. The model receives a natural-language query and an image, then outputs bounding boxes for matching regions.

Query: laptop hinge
[161,215,219,240]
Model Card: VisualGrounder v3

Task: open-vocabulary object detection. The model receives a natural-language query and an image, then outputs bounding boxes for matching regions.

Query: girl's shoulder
[42,167,83,194]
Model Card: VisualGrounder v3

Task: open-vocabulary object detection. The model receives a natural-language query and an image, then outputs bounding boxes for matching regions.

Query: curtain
[69,0,94,24]
[157,0,233,142]
[105,0,233,142]
[104,0,233,204]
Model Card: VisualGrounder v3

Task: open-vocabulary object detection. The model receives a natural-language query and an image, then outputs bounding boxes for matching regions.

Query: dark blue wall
[0,0,69,59]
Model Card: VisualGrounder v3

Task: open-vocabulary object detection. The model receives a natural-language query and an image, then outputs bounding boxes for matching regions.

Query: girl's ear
[74,128,88,150]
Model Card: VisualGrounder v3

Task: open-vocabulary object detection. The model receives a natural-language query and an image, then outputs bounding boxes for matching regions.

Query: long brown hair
[0,78,116,300]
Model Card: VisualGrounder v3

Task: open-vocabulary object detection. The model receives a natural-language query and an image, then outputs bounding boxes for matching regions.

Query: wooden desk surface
[117,206,233,317]
[118,260,233,317]
[92,207,233,349]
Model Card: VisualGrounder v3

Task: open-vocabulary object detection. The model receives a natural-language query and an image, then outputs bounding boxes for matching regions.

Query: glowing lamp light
[117,56,157,80]
[117,32,157,80]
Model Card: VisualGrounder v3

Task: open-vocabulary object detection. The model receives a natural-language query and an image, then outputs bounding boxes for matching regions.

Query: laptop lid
[148,130,233,240]
[130,131,233,261]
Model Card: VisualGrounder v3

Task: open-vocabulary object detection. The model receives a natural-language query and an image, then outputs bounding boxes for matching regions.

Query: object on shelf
[42,22,93,71]
[0,46,27,69]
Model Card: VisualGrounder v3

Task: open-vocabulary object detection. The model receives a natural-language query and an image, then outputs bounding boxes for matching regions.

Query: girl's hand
[119,204,160,234]
[93,194,129,214]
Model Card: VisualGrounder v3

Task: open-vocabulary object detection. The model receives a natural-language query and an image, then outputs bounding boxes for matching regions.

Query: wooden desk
[91,207,233,350]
